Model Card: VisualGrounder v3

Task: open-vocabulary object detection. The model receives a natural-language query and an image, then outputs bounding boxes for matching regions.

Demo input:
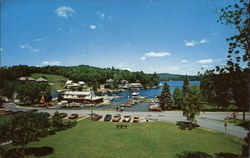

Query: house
[106,79,114,84]
[130,83,143,88]
[120,80,129,84]
[61,91,103,104]
[65,80,87,89]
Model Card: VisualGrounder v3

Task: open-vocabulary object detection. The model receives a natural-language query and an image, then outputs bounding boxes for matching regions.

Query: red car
[68,114,79,119]
[149,107,162,111]
[91,114,102,121]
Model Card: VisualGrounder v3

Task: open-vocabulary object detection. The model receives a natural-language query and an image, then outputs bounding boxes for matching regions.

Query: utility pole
[90,90,94,116]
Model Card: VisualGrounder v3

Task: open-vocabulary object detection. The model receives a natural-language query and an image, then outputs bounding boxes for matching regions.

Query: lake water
[112,80,200,103]
[100,80,200,112]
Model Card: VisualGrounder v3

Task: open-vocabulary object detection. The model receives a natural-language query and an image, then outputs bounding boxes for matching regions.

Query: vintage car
[68,114,79,119]
[91,114,102,121]
[112,114,121,122]
[133,116,140,123]
[104,114,112,121]
[122,115,132,122]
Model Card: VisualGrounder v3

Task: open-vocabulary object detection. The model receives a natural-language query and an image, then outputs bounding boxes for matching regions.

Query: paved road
[4,103,249,139]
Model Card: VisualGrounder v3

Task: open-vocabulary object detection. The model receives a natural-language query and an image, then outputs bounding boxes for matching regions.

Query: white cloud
[42,60,61,65]
[0,48,4,52]
[20,44,40,52]
[200,39,209,44]
[89,25,97,30]
[181,59,188,63]
[185,39,209,47]
[20,44,32,49]
[96,12,112,20]
[198,58,213,64]
[140,51,171,60]
[32,38,42,42]
[184,40,197,47]
[145,51,171,57]
[140,56,146,61]
[55,6,75,18]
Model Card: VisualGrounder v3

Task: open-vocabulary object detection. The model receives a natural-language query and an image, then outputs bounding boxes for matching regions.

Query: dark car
[68,114,79,119]
[91,114,102,121]
[59,113,67,118]
[104,114,112,121]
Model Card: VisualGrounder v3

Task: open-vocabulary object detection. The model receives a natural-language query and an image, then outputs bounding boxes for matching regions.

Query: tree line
[0,65,160,98]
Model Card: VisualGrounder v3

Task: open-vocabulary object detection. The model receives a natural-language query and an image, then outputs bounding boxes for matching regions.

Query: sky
[0,0,239,75]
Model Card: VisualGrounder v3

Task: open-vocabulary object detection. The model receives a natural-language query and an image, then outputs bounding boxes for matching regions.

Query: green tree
[9,111,50,158]
[216,0,249,119]
[159,82,172,111]
[182,75,189,94]
[52,111,64,131]
[15,82,51,104]
[172,87,183,109]
[182,85,203,124]
[242,132,249,157]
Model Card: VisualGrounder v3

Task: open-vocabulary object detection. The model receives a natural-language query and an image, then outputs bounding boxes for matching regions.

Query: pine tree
[159,82,172,111]
[173,87,183,109]
[182,74,189,94]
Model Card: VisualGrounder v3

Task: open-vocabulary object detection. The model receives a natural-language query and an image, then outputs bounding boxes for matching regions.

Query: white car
[122,115,132,122]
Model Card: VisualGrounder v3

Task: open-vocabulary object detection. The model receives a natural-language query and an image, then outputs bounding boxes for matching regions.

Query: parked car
[59,113,67,118]
[104,114,112,121]
[112,114,121,122]
[123,115,131,122]
[133,116,140,123]
[68,114,79,119]
[91,114,102,121]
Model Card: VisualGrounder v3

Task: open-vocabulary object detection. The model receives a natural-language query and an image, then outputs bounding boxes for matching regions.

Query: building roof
[84,96,103,101]
[35,77,48,82]
[64,91,91,96]
[78,81,85,85]
[17,77,27,81]
[66,80,73,84]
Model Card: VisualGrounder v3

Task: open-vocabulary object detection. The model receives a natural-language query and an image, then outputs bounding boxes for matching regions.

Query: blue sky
[1,0,237,75]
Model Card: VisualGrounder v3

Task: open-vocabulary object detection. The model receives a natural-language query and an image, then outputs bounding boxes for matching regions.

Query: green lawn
[28,73,68,90]
[21,119,243,158]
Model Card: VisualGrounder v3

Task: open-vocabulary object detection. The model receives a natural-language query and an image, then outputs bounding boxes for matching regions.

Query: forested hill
[157,73,199,81]
[0,65,160,90]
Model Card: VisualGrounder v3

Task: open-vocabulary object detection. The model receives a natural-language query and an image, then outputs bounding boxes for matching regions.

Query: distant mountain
[157,73,199,81]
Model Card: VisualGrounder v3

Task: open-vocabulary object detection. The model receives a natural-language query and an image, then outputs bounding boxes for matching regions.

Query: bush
[176,121,199,130]
[227,105,238,111]
[65,120,77,129]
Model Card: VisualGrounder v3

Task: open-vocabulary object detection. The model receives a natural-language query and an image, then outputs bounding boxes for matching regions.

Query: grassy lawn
[28,73,68,90]
[19,119,244,158]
